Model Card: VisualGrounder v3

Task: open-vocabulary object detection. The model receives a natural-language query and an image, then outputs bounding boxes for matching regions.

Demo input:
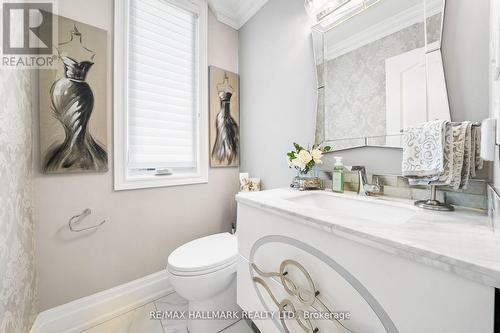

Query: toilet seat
[167,233,237,276]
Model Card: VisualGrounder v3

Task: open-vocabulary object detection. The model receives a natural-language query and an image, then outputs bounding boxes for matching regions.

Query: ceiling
[208,0,270,30]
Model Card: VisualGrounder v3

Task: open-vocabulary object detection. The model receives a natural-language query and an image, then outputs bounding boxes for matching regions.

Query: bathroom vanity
[234,0,497,331]
[236,189,498,333]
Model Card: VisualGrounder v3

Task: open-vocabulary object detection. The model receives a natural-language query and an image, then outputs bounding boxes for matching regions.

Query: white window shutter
[127,0,198,169]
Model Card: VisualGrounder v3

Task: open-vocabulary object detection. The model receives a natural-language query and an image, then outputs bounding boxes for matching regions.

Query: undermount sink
[284,191,418,224]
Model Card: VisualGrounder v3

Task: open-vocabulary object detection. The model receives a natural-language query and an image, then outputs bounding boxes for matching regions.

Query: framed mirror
[313,0,451,151]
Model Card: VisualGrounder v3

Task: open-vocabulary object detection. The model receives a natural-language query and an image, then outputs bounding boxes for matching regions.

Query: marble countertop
[236,188,500,289]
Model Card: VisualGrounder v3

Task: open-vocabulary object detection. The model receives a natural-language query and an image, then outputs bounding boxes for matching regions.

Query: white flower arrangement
[287,143,332,174]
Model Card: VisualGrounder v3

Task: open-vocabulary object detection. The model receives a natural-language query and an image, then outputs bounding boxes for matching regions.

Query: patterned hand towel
[460,122,473,188]
[467,125,484,179]
[427,122,454,186]
[447,122,469,189]
[403,121,484,189]
[474,125,484,173]
[402,120,447,178]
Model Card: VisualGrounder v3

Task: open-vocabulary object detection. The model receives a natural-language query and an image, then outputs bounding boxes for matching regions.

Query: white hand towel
[402,120,447,178]
[403,121,483,189]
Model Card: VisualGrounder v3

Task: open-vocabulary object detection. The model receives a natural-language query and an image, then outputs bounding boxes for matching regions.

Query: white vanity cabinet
[236,190,497,333]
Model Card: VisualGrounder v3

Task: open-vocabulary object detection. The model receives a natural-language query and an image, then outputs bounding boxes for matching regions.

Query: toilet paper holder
[68,208,107,232]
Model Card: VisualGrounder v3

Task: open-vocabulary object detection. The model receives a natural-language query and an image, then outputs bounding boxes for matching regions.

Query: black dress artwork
[212,74,239,165]
[43,55,107,172]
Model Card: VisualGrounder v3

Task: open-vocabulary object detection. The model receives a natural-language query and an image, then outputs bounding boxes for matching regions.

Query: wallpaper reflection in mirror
[314,0,451,151]
[209,66,240,167]
[39,15,108,173]
[326,21,426,148]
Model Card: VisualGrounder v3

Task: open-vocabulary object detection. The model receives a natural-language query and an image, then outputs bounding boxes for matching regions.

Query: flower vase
[298,167,319,179]
[292,167,322,191]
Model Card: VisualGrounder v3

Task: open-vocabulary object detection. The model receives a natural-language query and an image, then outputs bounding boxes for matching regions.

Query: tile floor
[83,292,257,333]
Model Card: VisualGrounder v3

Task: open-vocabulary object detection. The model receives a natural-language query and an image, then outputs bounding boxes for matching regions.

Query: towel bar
[405,121,481,211]
[400,121,481,133]
[415,185,454,211]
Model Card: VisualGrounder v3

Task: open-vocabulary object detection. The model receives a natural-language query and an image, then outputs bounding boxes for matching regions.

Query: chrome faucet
[351,166,381,196]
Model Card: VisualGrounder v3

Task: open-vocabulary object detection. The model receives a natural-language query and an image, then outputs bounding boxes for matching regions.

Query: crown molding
[208,0,269,30]
[324,0,445,60]
[326,3,424,60]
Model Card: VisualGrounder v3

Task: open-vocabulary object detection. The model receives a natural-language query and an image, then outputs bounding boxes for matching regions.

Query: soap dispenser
[332,157,344,193]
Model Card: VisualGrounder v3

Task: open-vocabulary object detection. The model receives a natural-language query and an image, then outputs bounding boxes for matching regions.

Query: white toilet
[167,232,240,333]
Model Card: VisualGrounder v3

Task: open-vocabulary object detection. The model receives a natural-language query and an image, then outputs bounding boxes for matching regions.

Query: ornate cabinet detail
[249,236,398,333]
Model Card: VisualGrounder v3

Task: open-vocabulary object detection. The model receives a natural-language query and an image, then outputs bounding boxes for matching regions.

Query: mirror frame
[312,0,449,152]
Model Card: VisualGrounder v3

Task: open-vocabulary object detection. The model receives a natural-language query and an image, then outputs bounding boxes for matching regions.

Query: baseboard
[30,270,173,333]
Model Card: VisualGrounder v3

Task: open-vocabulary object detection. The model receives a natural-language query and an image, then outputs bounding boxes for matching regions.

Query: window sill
[114,173,208,191]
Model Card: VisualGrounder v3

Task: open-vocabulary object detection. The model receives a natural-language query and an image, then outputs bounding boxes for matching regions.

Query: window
[114,0,208,190]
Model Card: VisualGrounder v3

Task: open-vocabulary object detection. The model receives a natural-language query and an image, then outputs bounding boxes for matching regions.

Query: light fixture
[305,0,382,28]
[304,0,350,23]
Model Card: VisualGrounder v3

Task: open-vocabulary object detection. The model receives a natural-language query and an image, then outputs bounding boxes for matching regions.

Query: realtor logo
[1,1,57,68]
[3,2,53,54]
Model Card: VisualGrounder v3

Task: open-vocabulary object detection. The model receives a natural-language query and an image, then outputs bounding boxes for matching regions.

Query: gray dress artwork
[43,26,107,173]
[212,74,239,165]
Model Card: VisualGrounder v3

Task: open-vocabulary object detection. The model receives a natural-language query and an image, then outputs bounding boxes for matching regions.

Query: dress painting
[209,67,239,167]
[40,17,108,174]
